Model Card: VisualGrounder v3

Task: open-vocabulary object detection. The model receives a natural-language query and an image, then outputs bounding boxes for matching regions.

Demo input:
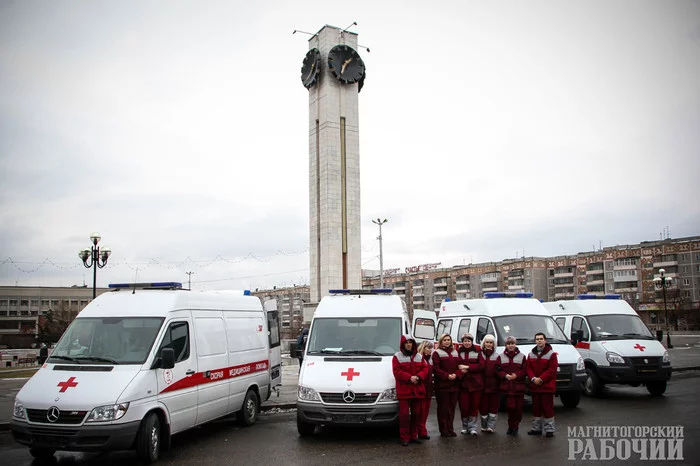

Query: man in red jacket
[527,332,558,438]
[393,335,429,446]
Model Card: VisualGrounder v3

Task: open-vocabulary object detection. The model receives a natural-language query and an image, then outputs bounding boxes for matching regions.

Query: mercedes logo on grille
[47,406,60,423]
[644,358,649,364]
[342,390,356,403]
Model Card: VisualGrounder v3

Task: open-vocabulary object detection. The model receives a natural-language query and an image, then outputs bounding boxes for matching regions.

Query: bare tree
[37,302,79,345]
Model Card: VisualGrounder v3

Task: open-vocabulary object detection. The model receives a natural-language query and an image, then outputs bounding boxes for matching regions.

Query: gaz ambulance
[543,294,671,397]
[436,292,586,408]
[296,289,436,436]
[11,282,281,463]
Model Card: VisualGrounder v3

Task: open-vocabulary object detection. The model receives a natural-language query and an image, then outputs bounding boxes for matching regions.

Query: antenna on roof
[133,267,139,294]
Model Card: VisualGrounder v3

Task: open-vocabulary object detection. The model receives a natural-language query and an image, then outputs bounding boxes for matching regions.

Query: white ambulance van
[296,289,436,436]
[543,294,671,397]
[11,282,281,463]
[436,292,586,408]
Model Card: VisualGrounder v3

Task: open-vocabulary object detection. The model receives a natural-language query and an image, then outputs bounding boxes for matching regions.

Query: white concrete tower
[304,25,364,303]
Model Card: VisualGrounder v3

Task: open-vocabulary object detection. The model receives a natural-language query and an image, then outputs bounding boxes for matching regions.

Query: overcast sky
[1,0,699,291]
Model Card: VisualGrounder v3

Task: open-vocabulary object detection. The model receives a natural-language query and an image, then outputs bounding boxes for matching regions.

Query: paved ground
[1,372,698,465]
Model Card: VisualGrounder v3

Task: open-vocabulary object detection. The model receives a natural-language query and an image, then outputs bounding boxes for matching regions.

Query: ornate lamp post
[79,232,112,299]
[653,268,673,349]
[372,218,388,288]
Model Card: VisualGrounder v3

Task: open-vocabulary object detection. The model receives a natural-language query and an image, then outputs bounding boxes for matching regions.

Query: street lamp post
[79,232,112,299]
[654,268,673,349]
[372,218,388,288]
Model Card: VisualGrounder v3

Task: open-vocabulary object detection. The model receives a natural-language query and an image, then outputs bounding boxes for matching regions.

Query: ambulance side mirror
[160,348,175,369]
[656,330,663,342]
[570,332,578,346]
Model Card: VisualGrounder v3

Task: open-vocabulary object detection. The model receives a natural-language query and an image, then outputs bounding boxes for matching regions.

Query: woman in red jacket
[496,335,527,435]
[392,335,429,446]
[416,340,434,440]
[479,334,500,433]
[432,333,460,437]
[527,332,558,438]
[457,333,484,435]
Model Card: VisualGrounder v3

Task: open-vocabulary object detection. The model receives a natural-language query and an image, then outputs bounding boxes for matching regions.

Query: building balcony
[482,286,499,292]
[555,291,575,299]
[393,285,406,291]
[509,272,524,279]
[613,264,638,271]
[554,272,574,278]
[481,277,499,283]
[615,286,638,292]
[586,279,604,286]
[508,284,525,291]
[653,260,678,268]
[584,290,605,296]
[434,290,448,296]
[553,282,575,288]
[613,275,638,283]
[456,279,469,285]
[586,269,604,276]
[456,293,471,299]
[413,291,424,297]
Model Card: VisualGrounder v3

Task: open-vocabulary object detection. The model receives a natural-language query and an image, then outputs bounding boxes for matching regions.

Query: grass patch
[0,369,39,379]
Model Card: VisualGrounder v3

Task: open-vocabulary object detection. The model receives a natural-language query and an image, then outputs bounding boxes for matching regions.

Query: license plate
[33,435,68,446]
[332,414,366,424]
[638,369,657,373]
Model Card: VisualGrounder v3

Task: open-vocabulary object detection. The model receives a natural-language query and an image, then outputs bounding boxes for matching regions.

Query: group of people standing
[391,331,559,446]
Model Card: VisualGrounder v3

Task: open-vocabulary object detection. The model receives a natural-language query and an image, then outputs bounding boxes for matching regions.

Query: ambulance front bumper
[11,419,140,452]
[297,401,399,425]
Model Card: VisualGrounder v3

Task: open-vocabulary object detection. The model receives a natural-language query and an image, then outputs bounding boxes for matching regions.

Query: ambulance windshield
[493,315,569,346]
[48,317,164,365]
[587,314,655,340]
[306,317,402,356]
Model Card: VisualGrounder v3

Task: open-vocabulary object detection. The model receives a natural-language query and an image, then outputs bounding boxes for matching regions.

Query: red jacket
[496,348,527,395]
[526,344,558,394]
[421,357,434,399]
[432,346,461,392]
[392,335,429,400]
[457,346,484,392]
[480,348,501,394]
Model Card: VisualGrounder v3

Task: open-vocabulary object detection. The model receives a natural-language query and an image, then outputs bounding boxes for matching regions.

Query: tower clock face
[327,45,365,84]
[301,48,322,89]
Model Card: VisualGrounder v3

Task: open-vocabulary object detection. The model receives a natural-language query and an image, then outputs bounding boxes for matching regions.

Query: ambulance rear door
[264,299,282,388]
[412,309,437,344]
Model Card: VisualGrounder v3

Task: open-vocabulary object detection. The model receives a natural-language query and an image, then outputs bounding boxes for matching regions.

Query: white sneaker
[481,427,487,432]
[470,430,478,436]
[486,427,494,433]
[461,429,468,434]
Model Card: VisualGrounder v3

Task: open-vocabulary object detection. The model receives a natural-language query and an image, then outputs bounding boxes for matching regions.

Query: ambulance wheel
[237,389,259,426]
[136,412,161,464]
[646,381,667,396]
[29,448,55,460]
[560,390,581,408]
[583,367,603,397]
[297,412,316,436]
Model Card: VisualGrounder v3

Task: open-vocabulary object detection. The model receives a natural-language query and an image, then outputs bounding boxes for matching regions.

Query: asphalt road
[1,372,698,466]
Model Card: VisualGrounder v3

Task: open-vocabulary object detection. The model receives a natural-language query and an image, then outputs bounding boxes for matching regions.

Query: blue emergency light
[576,294,621,300]
[109,282,183,290]
[244,290,251,296]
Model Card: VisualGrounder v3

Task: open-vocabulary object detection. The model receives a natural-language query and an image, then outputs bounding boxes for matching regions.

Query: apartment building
[0,286,108,348]
[252,285,310,339]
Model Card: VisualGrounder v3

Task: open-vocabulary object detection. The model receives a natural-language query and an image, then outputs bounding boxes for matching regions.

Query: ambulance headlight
[297,386,321,402]
[13,400,26,420]
[662,351,670,364]
[576,357,585,372]
[86,403,129,422]
[605,352,625,365]
[377,388,397,402]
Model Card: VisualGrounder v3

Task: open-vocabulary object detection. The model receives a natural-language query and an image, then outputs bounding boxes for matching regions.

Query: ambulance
[11,282,282,463]
[435,293,586,408]
[296,289,436,436]
[543,294,671,397]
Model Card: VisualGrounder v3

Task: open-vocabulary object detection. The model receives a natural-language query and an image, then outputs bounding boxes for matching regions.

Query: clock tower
[301,25,365,303]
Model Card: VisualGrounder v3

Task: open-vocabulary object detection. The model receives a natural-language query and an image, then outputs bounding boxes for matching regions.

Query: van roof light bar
[576,294,621,300]
[329,289,393,295]
[109,282,183,290]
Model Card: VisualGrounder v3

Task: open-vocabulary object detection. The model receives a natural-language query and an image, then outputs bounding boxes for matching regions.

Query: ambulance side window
[476,318,495,344]
[555,317,566,332]
[572,317,590,341]
[457,319,471,339]
[436,319,452,338]
[158,322,190,363]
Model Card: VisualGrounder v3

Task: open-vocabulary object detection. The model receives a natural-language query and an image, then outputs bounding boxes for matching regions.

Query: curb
[260,403,296,412]
[672,366,700,373]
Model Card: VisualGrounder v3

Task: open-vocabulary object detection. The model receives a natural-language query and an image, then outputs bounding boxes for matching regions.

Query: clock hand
[304,62,316,80]
[341,57,353,75]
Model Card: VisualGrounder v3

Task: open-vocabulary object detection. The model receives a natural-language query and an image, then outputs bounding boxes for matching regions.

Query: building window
[0,300,7,307]
[20,299,28,306]
[9,300,18,306]
[30,299,39,307]
[41,300,49,307]
[683,278,690,286]
[680,254,687,261]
